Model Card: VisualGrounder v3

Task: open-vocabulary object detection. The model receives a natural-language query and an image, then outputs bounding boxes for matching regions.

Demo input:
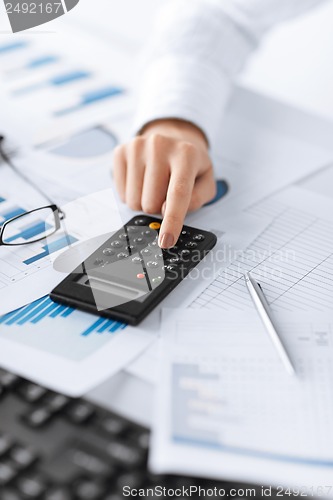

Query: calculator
[50,215,217,325]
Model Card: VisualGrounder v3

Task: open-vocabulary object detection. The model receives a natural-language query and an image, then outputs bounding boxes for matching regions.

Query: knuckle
[112,144,125,162]
[179,141,196,158]
[173,179,191,197]
[130,136,145,153]
[141,201,159,215]
[148,133,166,149]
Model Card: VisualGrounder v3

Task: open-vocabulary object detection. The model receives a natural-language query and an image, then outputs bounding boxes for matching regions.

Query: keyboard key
[74,479,106,499]
[0,460,17,485]
[17,474,47,498]
[18,383,47,403]
[69,445,114,477]
[23,407,53,428]
[103,495,123,500]
[10,446,37,469]
[106,441,144,468]
[66,402,95,424]
[44,487,72,500]
[117,471,144,490]
[46,393,70,412]
[98,416,127,436]
[0,433,12,456]
[1,488,22,500]
[136,431,150,451]
[0,370,19,390]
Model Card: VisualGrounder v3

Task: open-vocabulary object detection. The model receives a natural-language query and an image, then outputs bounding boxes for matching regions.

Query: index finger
[158,167,196,248]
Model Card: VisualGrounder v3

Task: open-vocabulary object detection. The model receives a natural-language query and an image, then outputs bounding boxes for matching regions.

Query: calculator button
[146,261,159,268]
[168,257,180,264]
[152,276,163,285]
[127,245,137,252]
[94,258,105,267]
[180,249,191,258]
[141,248,152,256]
[142,229,154,237]
[185,241,197,249]
[118,233,128,240]
[133,237,145,245]
[127,226,139,234]
[117,253,129,260]
[181,230,191,238]
[111,240,123,248]
[134,218,148,225]
[103,248,115,256]
[155,253,163,260]
[149,222,161,230]
[193,234,205,241]
[163,265,177,273]
[132,256,143,264]
[137,273,145,280]
[148,241,158,248]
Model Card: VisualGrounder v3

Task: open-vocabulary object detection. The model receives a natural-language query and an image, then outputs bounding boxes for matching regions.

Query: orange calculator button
[149,222,161,230]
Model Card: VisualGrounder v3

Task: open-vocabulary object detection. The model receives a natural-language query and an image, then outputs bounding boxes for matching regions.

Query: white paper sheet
[188,186,333,313]
[151,308,333,492]
[0,296,156,396]
[0,166,122,315]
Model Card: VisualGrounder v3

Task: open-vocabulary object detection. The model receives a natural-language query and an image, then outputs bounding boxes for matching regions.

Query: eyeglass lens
[2,207,58,245]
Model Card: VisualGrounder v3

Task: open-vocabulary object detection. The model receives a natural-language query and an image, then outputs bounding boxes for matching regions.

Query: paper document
[151,309,333,491]
[0,296,156,396]
[188,185,333,312]
[0,168,123,315]
[125,213,269,385]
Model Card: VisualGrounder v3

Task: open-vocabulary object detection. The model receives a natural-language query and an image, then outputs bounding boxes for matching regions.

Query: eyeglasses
[0,135,65,247]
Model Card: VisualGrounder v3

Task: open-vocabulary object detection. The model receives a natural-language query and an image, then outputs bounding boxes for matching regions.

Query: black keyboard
[0,368,287,499]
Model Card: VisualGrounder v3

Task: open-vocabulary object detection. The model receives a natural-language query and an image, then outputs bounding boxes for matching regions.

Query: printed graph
[0,296,126,337]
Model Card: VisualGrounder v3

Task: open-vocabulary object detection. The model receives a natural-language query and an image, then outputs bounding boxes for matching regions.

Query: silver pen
[244,272,296,376]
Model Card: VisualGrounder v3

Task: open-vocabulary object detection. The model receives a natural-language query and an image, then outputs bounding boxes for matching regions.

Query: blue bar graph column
[23,234,78,265]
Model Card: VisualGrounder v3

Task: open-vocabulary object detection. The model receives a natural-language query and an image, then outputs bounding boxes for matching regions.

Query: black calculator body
[50,215,217,325]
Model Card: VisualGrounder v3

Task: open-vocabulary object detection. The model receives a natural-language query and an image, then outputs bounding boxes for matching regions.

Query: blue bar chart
[23,234,78,265]
[0,205,26,222]
[5,221,52,244]
[0,296,126,337]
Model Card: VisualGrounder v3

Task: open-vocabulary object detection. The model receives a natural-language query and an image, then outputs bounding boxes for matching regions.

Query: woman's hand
[112,119,216,248]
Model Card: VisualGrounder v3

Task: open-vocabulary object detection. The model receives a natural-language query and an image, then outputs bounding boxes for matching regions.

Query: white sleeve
[133,0,327,147]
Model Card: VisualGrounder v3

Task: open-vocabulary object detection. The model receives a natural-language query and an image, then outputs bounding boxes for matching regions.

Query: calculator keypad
[83,216,212,296]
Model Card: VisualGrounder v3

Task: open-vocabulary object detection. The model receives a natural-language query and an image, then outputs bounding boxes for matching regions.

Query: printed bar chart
[0,296,126,337]
[23,234,78,265]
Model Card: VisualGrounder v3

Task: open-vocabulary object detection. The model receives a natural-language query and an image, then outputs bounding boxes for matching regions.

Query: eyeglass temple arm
[0,135,58,208]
